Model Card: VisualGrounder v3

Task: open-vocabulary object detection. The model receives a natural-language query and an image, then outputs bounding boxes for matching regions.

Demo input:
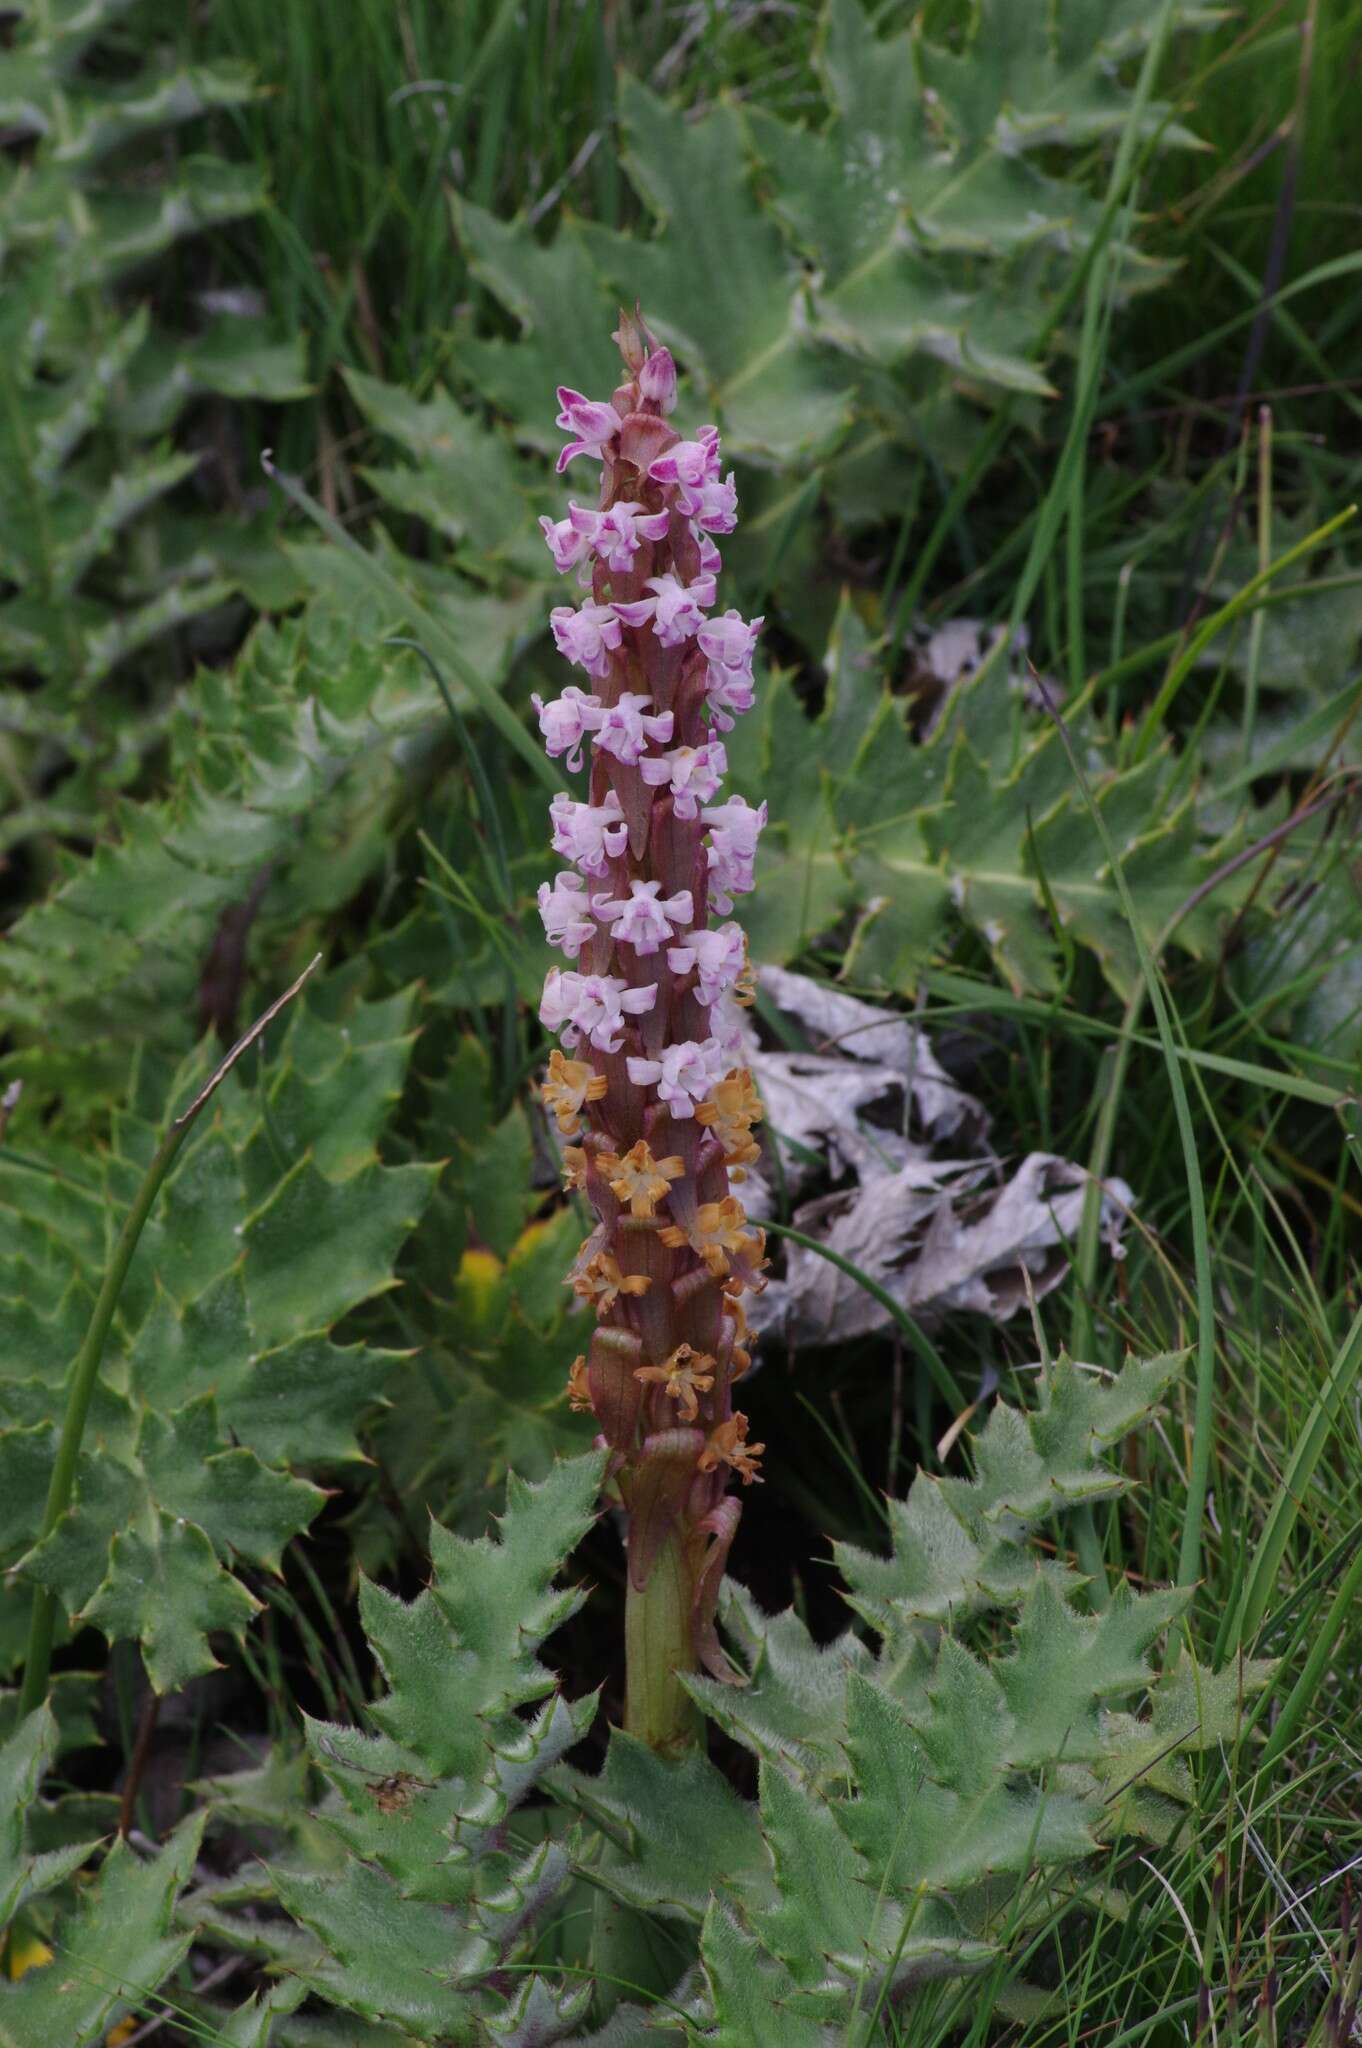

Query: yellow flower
[561,1145,589,1191]
[2,1929,53,1981]
[456,1246,504,1321]
[541,1049,607,1137]
[633,1343,716,1423]
[596,1139,684,1218]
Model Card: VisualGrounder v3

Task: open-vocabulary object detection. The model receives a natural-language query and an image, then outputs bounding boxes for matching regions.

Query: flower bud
[638,346,678,414]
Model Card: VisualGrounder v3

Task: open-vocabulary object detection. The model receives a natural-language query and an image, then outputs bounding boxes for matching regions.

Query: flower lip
[592,692,674,767]
[647,426,721,489]
[592,501,672,574]
[532,684,603,772]
[540,1048,608,1136]
[541,968,658,1055]
[667,921,746,1005]
[691,472,739,534]
[549,790,629,877]
[638,739,727,819]
[592,879,694,956]
[626,1036,731,1118]
[597,1139,685,1218]
[537,871,598,958]
[540,504,596,573]
[704,796,768,913]
[613,570,716,648]
[550,602,623,681]
[698,607,763,674]
[634,1342,715,1422]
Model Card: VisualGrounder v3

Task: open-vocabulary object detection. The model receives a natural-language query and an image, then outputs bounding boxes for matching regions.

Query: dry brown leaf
[744,969,1133,1344]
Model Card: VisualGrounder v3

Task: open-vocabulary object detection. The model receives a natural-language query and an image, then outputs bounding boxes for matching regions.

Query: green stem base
[624,1525,701,1755]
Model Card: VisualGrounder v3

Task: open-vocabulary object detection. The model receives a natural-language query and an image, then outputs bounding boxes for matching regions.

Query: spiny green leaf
[0,1813,204,2047]
[756,1757,877,1991]
[765,0,1198,389]
[114,319,311,436]
[242,1152,438,1347]
[0,1708,98,1927]
[0,0,290,859]
[80,1514,261,1693]
[556,1732,766,1924]
[730,597,1253,994]
[998,1577,1187,1766]
[837,1353,1185,1637]
[52,61,257,168]
[263,1857,493,2042]
[136,1398,323,1573]
[698,1902,828,2048]
[682,1583,872,1781]
[454,205,622,454]
[839,1659,1098,1894]
[944,1351,1185,1526]
[216,1459,607,2039]
[1097,1648,1275,1815]
[578,80,853,464]
[345,367,539,563]
[365,1455,605,1775]
[0,986,437,1685]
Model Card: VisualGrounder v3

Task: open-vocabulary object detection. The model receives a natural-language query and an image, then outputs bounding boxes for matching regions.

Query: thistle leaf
[836,1351,1185,1638]
[0,0,285,854]
[0,1813,205,2047]
[0,1708,100,1926]
[200,1456,607,2038]
[577,81,854,465]
[555,1732,766,1923]
[0,985,437,1686]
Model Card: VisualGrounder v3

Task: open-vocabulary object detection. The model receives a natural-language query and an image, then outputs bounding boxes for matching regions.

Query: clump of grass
[174,0,826,464]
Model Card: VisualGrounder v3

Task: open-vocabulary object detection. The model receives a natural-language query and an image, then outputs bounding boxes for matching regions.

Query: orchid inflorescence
[534,312,769,1729]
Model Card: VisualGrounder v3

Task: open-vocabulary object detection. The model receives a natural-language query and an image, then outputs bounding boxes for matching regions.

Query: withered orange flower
[566,1354,592,1412]
[721,1292,753,1379]
[698,1411,764,1485]
[561,1145,589,1191]
[659,1195,759,1277]
[633,1342,716,1423]
[572,1249,652,1315]
[541,1049,608,1137]
[596,1138,684,1218]
[696,1069,763,1177]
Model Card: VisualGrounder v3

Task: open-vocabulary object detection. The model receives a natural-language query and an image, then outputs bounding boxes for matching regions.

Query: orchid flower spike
[534,313,770,1747]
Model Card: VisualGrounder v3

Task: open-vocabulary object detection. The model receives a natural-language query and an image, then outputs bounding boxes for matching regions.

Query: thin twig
[175,953,323,1129]
[117,1690,161,1842]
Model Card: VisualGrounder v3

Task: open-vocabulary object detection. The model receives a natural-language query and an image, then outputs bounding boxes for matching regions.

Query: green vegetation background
[2,1,1361,2042]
